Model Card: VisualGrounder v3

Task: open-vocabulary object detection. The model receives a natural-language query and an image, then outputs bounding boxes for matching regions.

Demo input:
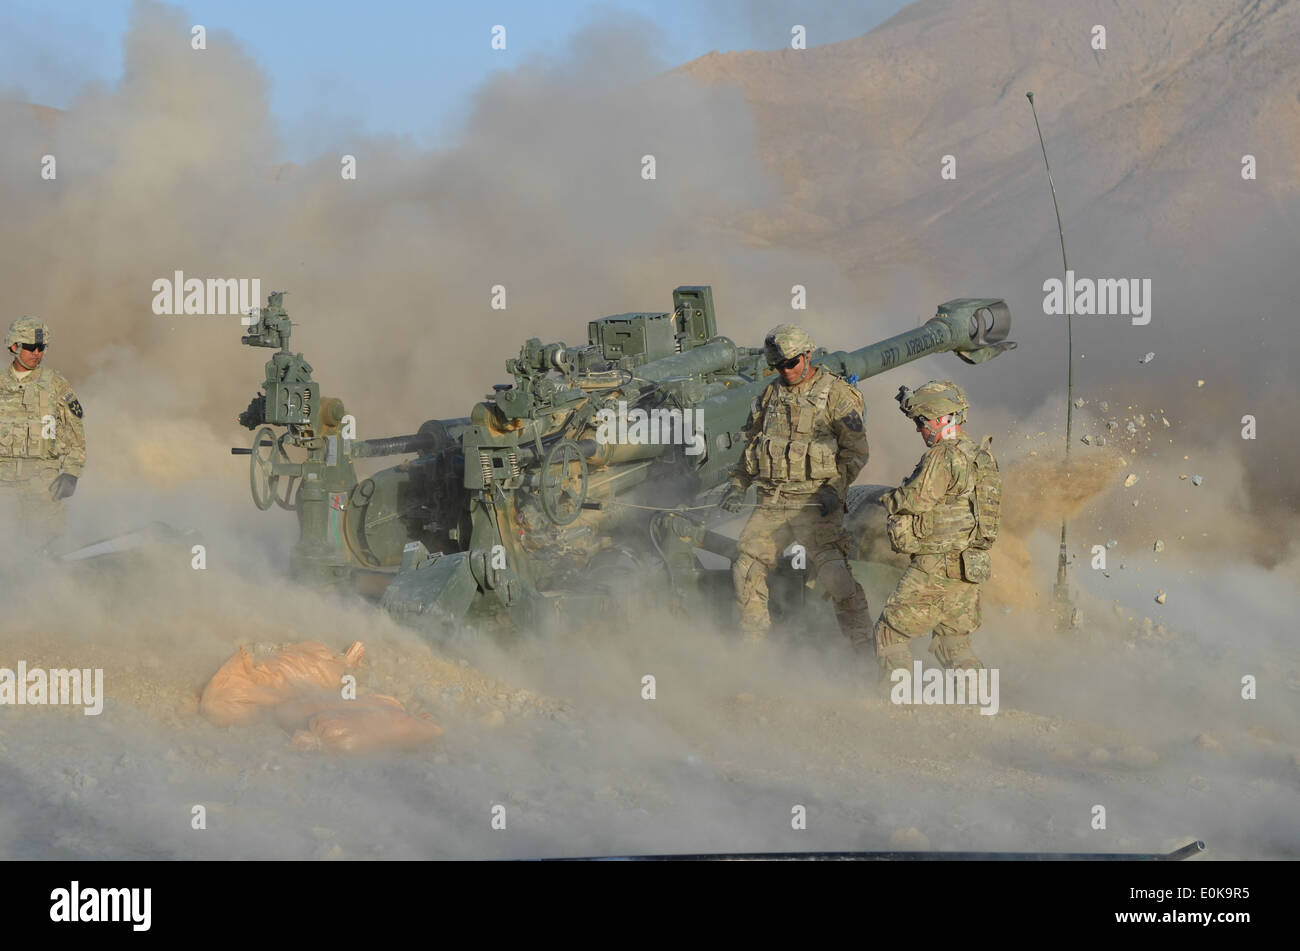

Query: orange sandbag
[199,640,364,727]
[290,694,444,754]
[271,691,349,732]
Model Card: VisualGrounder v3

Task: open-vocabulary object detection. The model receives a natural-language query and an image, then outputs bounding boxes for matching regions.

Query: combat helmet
[896,380,968,422]
[6,315,51,349]
[764,324,815,366]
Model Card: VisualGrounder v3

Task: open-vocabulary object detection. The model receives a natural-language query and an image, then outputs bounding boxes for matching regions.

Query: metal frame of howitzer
[234,287,1015,638]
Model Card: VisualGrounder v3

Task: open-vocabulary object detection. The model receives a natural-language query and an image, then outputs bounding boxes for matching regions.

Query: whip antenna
[1026,91,1077,626]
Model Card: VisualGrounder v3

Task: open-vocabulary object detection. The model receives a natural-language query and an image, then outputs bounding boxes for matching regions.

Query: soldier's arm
[882,446,952,516]
[55,380,86,478]
[828,382,868,498]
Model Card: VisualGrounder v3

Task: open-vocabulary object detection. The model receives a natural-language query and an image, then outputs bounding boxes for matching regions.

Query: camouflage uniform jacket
[0,363,87,479]
[729,366,867,499]
[882,431,985,553]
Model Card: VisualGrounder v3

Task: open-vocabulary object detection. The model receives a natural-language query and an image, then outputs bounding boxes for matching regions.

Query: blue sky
[0,0,907,160]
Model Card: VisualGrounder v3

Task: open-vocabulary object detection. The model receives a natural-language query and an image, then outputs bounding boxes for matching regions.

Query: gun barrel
[818,298,1015,381]
[636,339,738,383]
[352,434,439,458]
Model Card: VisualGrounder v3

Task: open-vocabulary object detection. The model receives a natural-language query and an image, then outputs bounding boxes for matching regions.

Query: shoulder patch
[66,393,83,419]
[831,376,863,402]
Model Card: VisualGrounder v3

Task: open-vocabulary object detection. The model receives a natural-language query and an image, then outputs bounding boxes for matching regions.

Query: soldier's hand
[816,484,841,516]
[50,473,77,500]
[719,484,745,513]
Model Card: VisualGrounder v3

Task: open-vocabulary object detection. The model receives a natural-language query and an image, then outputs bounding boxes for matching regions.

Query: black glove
[816,484,841,517]
[719,484,746,513]
[49,473,77,500]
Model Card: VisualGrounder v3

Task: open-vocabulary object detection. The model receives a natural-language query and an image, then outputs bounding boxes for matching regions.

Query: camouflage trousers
[875,551,982,670]
[733,491,872,647]
[0,463,67,551]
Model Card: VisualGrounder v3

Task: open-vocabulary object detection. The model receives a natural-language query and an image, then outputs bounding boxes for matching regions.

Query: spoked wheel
[249,426,288,511]
[540,439,588,526]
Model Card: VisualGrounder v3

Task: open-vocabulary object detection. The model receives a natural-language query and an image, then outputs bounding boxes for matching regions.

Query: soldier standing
[0,316,86,547]
[719,324,873,648]
[874,381,1001,678]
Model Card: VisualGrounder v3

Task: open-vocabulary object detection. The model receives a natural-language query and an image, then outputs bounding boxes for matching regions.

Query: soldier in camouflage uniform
[874,381,1000,677]
[1,316,86,547]
[719,324,872,647]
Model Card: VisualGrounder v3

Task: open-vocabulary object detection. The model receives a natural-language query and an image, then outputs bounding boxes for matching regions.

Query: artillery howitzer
[234,288,1015,639]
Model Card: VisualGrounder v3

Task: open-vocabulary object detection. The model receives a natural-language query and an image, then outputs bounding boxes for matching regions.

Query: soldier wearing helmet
[1,316,86,547]
[718,324,873,648]
[874,380,1001,677]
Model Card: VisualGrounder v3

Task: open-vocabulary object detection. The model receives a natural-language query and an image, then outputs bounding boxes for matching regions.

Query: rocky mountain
[681,0,1300,279]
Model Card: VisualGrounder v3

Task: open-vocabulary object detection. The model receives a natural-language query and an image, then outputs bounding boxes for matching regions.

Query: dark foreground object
[558,840,1207,861]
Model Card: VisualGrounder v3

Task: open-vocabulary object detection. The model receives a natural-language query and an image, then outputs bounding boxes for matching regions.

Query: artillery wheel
[540,439,588,526]
[249,426,286,511]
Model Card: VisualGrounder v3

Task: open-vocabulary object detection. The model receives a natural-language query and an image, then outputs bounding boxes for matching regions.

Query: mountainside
[681,0,1300,277]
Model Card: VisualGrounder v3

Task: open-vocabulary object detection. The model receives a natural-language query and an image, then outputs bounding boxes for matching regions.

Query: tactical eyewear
[20,343,46,352]
[773,354,803,371]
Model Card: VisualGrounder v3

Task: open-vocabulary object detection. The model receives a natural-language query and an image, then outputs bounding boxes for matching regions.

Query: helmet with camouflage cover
[764,324,815,366]
[6,315,51,349]
[896,380,968,421]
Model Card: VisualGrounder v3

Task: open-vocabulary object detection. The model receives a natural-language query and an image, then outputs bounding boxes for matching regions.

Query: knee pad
[732,553,766,604]
[873,617,908,651]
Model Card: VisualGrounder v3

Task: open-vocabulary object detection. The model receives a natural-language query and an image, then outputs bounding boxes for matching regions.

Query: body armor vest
[742,370,840,487]
[0,369,65,472]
